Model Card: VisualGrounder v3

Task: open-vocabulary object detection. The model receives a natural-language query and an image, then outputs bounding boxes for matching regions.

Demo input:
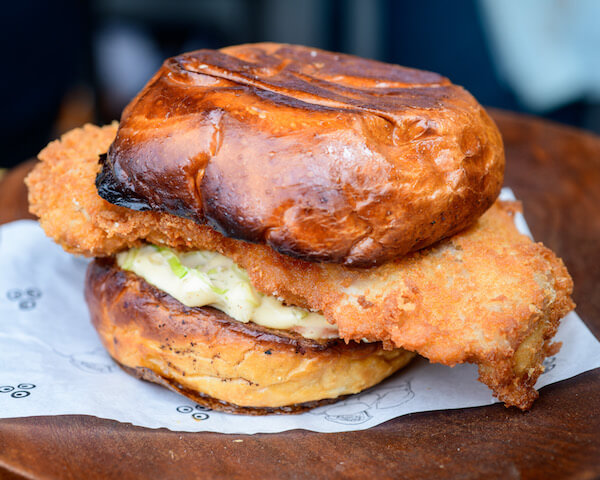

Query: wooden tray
[1,110,599,480]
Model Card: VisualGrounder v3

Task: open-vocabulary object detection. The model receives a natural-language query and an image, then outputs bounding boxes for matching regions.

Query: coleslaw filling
[116,245,338,340]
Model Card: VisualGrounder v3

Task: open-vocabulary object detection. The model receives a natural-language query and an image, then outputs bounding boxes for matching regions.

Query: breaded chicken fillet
[27,124,574,409]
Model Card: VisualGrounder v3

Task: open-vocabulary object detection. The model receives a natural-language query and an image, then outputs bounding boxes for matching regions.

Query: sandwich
[26,43,574,413]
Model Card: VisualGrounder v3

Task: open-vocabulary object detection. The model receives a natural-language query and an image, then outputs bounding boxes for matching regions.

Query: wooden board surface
[0,110,599,480]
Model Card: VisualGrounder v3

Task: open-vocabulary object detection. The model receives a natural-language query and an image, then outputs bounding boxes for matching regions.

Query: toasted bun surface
[97,42,504,266]
[85,258,415,413]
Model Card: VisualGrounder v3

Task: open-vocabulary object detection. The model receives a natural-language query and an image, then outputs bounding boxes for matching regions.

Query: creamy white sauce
[116,245,338,339]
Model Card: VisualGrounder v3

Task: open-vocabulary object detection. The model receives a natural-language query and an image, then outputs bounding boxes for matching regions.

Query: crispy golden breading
[26,124,575,409]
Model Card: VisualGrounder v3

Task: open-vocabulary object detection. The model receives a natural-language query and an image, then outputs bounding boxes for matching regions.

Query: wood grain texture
[0,110,599,480]
[0,159,37,225]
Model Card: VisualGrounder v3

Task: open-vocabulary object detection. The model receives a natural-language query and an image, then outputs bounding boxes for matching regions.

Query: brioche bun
[97,43,504,266]
[85,258,415,413]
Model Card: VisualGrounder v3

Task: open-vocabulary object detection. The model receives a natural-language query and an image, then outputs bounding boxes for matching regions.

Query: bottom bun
[85,258,415,414]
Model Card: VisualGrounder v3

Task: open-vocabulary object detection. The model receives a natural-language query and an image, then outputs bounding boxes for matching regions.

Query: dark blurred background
[1,0,599,168]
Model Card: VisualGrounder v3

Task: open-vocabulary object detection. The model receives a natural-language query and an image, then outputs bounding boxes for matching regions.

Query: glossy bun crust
[85,258,415,413]
[97,43,504,266]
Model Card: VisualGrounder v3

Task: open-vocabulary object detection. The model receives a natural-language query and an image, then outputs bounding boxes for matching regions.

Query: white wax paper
[0,188,599,434]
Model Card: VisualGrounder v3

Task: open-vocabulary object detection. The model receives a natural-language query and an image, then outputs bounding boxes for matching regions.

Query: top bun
[97,43,504,266]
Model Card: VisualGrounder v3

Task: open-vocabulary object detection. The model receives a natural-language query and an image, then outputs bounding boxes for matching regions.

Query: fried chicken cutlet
[26,124,574,409]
